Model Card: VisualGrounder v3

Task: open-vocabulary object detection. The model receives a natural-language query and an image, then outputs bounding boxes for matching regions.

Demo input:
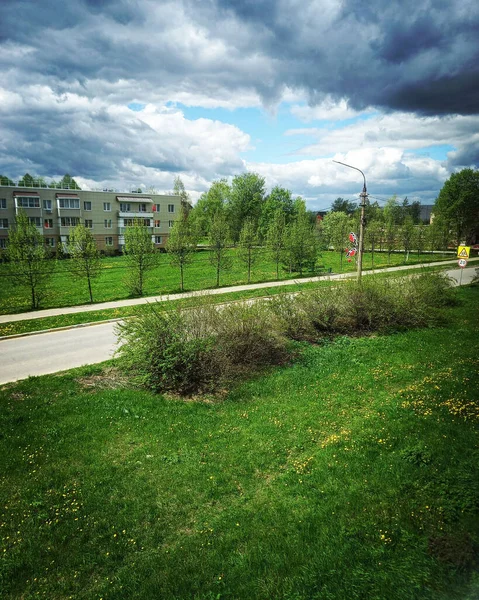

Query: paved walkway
[0,258,477,324]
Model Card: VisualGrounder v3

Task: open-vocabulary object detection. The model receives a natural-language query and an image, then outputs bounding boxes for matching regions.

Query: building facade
[0,185,182,251]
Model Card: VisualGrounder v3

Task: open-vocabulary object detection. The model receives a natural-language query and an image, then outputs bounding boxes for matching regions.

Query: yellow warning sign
[457,246,470,258]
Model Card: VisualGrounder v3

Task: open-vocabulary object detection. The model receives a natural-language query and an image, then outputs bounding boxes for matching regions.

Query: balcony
[117,210,153,219]
[119,226,154,235]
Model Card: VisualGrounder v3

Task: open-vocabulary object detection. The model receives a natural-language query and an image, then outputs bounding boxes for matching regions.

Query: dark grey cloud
[1,0,478,116]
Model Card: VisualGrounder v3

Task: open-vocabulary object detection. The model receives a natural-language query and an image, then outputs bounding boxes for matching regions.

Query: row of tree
[0,173,81,190]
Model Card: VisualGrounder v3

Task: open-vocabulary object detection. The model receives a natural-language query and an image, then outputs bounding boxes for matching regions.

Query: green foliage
[124,219,158,296]
[59,173,81,190]
[266,209,287,279]
[167,208,197,291]
[434,168,479,245]
[258,186,296,240]
[208,212,232,287]
[190,179,230,236]
[117,299,288,395]
[0,174,15,186]
[270,272,456,342]
[321,211,350,271]
[331,197,357,214]
[227,172,266,242]
[67,224,102,303]
[173,175,192,212]
[399,216,415,260]
[237,218,258,283]
[283,204,320,275]
[6,210,54,309]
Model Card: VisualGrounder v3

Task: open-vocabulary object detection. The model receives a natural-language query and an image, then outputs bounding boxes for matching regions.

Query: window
[168,220,174,228]
[103,202,111,211]
[168,204,175,213]
[60,216,80,227]
[29,217,42,227]
[58,198,80,209]
[44,237,55,247]
[154,235,163,244]
[44,219,53,229]
[138,203,147,212]
[120,203,131,212]
[84,201,92,211]
[0,199,7,209]
[0,218,8,229]
[0,238,6,249]
[43,200,52,211]
[104,219,112,228]
[154,204,160,212]
[105,236,113,246]
[154,219,161,228]
[17,197,40,208]
[84,220,93,229]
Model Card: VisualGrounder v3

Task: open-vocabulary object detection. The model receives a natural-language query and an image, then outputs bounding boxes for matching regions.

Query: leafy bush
[117,272,455,396]
[116,299,289,395]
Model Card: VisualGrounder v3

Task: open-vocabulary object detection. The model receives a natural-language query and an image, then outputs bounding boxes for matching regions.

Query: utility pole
[333,160,369,281]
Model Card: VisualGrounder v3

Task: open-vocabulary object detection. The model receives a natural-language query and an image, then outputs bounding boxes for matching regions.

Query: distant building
[0,183,181,252]
[419,204,434,224]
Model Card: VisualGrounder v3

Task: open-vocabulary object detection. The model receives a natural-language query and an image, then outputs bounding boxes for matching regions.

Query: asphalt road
[0,322,119,384]
[0,265,477,385]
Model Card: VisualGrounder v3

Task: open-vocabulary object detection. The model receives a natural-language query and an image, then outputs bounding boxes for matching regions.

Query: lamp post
[333,160,368,281]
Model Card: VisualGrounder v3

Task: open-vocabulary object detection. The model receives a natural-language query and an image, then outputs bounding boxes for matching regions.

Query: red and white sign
[458,258,468,268]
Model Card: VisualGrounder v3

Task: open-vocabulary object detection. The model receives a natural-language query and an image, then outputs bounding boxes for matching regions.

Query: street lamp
[333,160,369,281]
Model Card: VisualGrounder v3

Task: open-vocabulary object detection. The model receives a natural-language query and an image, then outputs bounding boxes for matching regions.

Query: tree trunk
[88,276,93,303]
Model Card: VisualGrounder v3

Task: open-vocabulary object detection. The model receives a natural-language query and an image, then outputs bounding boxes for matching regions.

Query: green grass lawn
[0,249,450,315]
[1,286,478,599]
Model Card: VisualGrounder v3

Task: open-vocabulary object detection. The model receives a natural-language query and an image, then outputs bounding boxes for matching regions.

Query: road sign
[458,258,468,268]
[457,246,470,258]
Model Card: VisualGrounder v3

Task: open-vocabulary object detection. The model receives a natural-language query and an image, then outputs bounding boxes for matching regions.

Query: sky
[1,0,478,211]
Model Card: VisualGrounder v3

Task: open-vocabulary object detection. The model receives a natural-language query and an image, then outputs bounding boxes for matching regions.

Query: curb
[0,317,125,341]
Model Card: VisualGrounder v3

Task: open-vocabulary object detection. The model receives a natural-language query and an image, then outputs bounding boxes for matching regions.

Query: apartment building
[0,185,181,251]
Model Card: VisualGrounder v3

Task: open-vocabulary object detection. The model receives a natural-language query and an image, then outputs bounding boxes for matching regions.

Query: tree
[60,174,81,190]
[434,168,479,245]
[67,224,102,303]
[173,176,192,213]
[283,205,319,275]
[266,209,287,279]
[365,220,383,268]
[167,207,197,292]
[226,172,266,243]
[399,216,415,261]
[208,213,232,287]
[331,197,357,215]
[237,218,259,283]
[124,219,158,296]
[414,222,427,257]
[321,211,350,271]
[7,210,55,309]
[383,195,401,225]
[17,173,36,188]
[258,186,296,241]
[0,174,15,186]
[190,179,230,237]
[384,218,397,263]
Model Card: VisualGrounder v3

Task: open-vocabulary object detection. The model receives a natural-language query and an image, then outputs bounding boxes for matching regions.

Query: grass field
[1,285,477,599]
[0,248,450,315]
